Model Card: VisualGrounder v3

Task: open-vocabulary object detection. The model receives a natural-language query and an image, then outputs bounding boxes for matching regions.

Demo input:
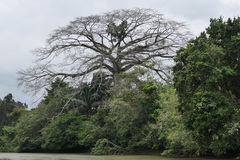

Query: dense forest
[1,10,240,156]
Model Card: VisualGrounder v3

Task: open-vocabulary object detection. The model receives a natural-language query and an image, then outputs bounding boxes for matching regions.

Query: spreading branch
[18,8,191,96]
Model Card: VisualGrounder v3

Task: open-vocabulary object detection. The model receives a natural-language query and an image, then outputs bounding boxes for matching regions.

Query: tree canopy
[18,8,189,95]
[173,17,240,155]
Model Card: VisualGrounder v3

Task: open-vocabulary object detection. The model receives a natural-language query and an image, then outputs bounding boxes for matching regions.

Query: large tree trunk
[113,74,121,85]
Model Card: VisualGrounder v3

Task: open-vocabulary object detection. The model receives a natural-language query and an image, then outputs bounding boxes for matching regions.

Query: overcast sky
[0,0,239,108]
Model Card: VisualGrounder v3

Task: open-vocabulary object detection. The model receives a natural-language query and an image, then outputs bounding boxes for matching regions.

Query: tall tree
[41,114,85,151]
[0,94,16,127]
[206,17,240,97]
[43,77,71,105]
[173,17,240,155]
[18,8,189,95]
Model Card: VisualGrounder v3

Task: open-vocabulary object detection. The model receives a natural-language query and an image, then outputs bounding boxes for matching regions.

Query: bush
[41,114,85,151]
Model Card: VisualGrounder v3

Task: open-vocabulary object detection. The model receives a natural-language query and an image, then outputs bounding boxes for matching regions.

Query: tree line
[0,69,192,155]
[0,9,240,156]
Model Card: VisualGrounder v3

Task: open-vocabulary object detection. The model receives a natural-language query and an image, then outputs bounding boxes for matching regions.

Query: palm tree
[73,72,112,116]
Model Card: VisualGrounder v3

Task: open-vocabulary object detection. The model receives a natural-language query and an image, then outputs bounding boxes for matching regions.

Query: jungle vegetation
[1,9,240,156]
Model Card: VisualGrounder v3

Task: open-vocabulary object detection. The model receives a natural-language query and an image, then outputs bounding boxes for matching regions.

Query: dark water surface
[0,153,234,160]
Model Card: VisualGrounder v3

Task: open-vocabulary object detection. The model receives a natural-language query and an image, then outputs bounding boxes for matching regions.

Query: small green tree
[157,85,196,156]
[43,77,70,105]
[41,114,85,151]
[0,94,16,127]
[78,107,112,150]
[12,110,46,152]
[0,94,28,152]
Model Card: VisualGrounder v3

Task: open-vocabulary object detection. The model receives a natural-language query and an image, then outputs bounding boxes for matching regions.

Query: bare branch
[18,8,191,96]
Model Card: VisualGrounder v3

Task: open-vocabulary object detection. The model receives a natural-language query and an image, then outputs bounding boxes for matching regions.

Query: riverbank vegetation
[0,69,197,155]
[0,10,240,157]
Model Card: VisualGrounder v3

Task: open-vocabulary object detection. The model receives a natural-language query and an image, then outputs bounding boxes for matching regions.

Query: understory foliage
[41,114,86,151]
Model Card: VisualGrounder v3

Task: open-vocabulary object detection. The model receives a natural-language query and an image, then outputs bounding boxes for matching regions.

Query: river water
[0,153,234,160]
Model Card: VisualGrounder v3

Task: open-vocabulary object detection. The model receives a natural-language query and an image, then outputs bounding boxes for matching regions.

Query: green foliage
[0,137,7,152]
[161,124,196,156]
[78,69,154,154]
[0,126,16,152]
[142,81,159,123]
[44,78,69,104]
[0,94,28,152]
[91,138,123,155]
[11,99,65,152]
[107,98,146,148]
[78,107,114,150]
[0,74,112,153]
[0,94,17,127]
[71,72,112,116]
[106,69,152,149]
[173,17,240,155]
[142,81,158,94]
[190,91,230,143]
[42,78,74,115]
[78,120,104,148]
[41,114,85,151]
[11,109,46,152]
[0,73,197,155]
[206,17,240,99]
[4,16,240,156]
[156,84,196,156]
[7,107,27,126]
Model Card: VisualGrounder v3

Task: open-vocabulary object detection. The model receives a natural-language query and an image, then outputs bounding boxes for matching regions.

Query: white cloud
[220,0,240,5]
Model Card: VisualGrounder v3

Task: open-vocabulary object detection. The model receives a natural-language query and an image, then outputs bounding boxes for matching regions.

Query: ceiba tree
[18,8,189,95]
